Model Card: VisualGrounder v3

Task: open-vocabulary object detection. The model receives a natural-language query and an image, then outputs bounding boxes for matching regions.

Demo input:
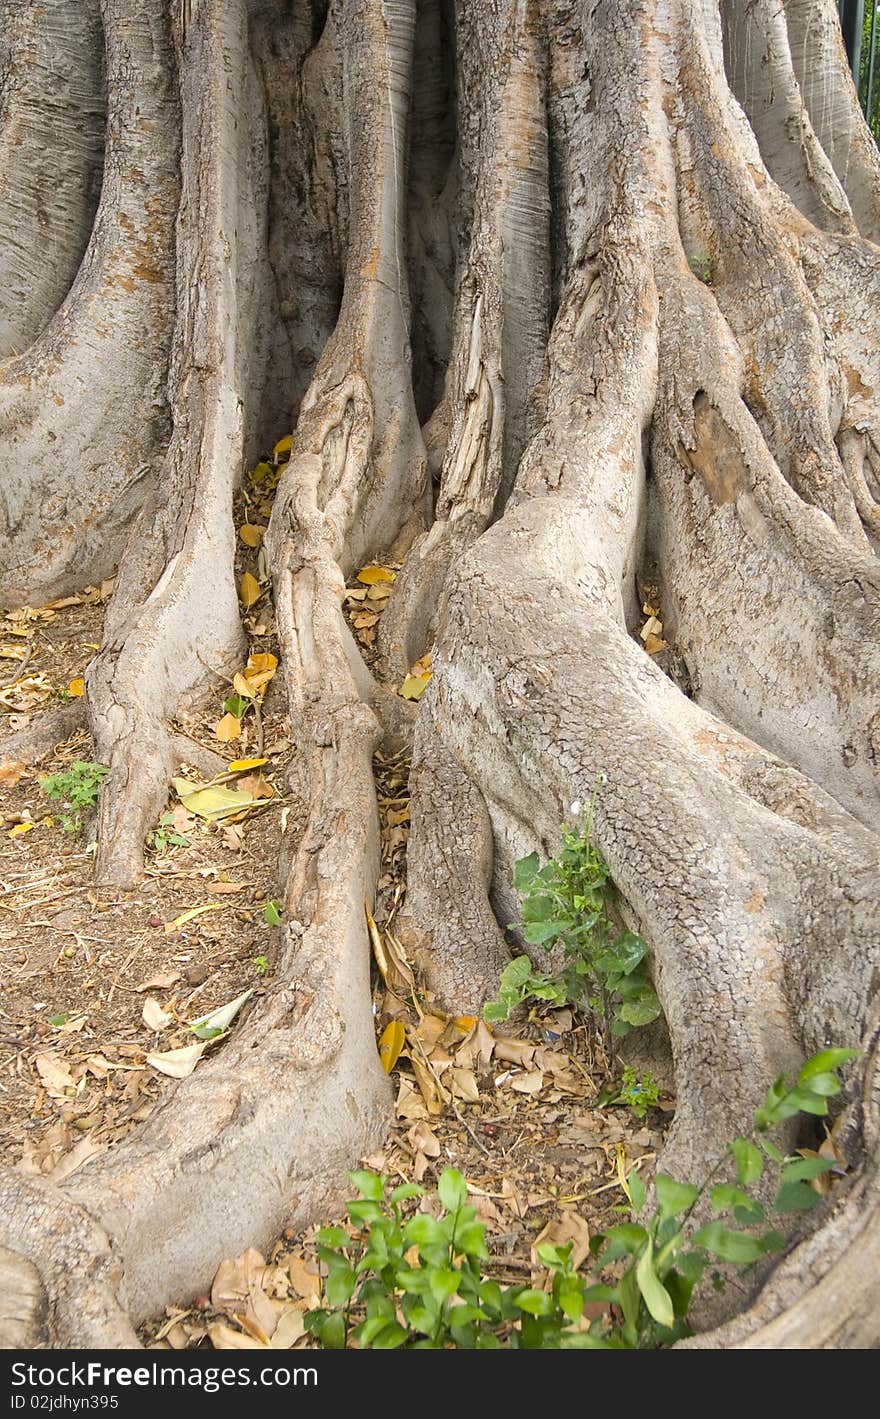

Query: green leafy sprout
[40,761,109,833]
[151,811,190,854]
[688,249,713,283]
[305,1048,857,1349]
[484,812,660,1042]
[597,1066,661,1119]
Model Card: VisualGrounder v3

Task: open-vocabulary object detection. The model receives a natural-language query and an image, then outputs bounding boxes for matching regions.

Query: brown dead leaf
[271,1306,307,1349]
[410,1054,446,1116]
[414,1014,447,1048]
[510,1070,545,1095]
[494,1039,536,1067]
[207,1322,266,1350]
[235,773,274,799]
[287,1255,321,1303]
[454,1020,495,1071]
[135,971,181,992]
[34,1053,77,1098]
[395,1075,429,1123]
[532,1209,591,1272]
[0,759,26,787]
[449,1067,480,1103]
[211,1248,266,1315]
[48,1134,106,1184]
[406,1119,441,1159]
[501,1177,526,1219]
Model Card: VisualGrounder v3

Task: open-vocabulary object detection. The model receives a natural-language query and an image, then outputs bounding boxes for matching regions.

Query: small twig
[1,641,35,688]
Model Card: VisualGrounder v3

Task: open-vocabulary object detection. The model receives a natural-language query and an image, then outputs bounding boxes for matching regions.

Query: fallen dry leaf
[357,565,396,585]
[142,996,173,1032]
[239,572,261,609]
[213,712,242,743]
[146,1042,208,1079]
[135,971,181,992]
[211,1248,266,1314]
[0,759,26,787]
[271,1306,307,1349]
[207,1322,265,1350]
[34,1053,77,1098]
[378,1019,405,1074]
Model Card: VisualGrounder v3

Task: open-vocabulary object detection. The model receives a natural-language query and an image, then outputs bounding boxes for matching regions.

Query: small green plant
[598,1066,661,1119]
[252,954,270,976]
[484,818,660,1041]
[40,761,109,833]
[304,1048,857,1348]
[688,249,713,283]
[151,811,190,854]
[264,899,282,926]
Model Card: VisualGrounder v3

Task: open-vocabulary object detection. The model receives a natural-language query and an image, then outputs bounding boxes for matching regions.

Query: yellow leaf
[7,822,34,837]
[239,524,265,548]
[357,565,397,585]
[232,672,254,700]
[241,651,278,698]
[273,434,293,458]
[378,1020,406,1074]
[227,757,268,771]
[164,903,225,934]
[213,712,242,742]
[172,777,255,821]
[239,572,261,609]
[399,672,431,700]
[67,678,85,697]
[246,652,278,677]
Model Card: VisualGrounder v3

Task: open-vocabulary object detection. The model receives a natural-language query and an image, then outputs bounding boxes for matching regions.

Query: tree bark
[0,0,878,1348]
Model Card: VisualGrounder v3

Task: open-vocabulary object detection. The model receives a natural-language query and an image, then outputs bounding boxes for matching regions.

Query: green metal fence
[840,0,879,140]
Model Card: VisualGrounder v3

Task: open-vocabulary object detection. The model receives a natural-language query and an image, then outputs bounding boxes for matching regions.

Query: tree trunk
[0,0,878,1348]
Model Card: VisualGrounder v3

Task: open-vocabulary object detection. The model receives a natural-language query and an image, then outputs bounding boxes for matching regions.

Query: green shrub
[40,761,109,833]
[484,820,660,1041]
[305,1048,856,1348]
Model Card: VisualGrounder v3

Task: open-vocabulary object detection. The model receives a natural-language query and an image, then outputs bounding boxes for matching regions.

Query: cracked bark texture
[0,0,879,1349]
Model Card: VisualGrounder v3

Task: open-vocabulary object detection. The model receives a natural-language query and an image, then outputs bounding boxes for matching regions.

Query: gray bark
[0,0,879,1349]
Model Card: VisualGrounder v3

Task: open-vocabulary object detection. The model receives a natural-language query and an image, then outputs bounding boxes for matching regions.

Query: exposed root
[0,703,86,766]
[0,0,180,606]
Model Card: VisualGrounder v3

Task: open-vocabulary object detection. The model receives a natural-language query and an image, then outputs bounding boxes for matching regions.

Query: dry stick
[106,931,152,1007]
[0,641,35,688]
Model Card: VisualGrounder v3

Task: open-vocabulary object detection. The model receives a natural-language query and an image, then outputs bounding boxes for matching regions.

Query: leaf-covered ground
[0,445,673,1350]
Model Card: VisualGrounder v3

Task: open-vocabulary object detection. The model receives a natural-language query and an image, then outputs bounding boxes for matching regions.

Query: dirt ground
[0,451,670,1351]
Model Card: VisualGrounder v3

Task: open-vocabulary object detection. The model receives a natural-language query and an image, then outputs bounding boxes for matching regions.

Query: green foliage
[40,760,109,833]
[597,1066,661,1119]
[264,899,282,926]
[688,249,713,283]
[151,811,190,854]
[252,954,270,976]
[306,1049,856,1349]
[484,821,661,1042]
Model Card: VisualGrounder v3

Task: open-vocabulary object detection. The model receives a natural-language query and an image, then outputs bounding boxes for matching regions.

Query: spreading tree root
[1,0,879,1348]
